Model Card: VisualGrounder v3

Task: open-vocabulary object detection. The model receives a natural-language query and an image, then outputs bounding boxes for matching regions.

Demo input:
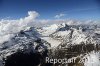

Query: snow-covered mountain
[0,27,51,66]
[37,23,100,66]
[0,22,100,66]
[40,23,100,45]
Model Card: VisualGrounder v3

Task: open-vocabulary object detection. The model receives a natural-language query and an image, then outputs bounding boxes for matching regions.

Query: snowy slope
[41,37,61,48]
[48,23,98,45]
[84,51,100,66]
[38,23,100,66]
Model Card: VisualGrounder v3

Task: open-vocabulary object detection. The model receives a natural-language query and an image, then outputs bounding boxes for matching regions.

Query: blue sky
[0,0,100,20]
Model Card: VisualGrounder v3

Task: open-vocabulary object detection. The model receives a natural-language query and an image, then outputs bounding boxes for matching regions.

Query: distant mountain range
[0,23,100,66]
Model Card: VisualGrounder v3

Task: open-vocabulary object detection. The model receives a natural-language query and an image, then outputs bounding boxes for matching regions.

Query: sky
[0,0,100,20]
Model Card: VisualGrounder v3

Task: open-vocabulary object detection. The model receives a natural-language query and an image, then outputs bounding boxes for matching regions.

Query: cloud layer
[0,11,39,43]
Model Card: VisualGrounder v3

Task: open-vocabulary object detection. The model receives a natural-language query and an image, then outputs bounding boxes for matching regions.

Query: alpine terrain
[0,22,100,66]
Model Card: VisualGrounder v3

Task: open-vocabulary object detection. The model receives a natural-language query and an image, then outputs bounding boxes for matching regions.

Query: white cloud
[0,10,99,43]
[0,11,39,43]
[37,19,100,26]
[0,11,39,34]
[19,11,39,25]
[23,11,39,22]
[54,13,65,19]
[37,19,80,25]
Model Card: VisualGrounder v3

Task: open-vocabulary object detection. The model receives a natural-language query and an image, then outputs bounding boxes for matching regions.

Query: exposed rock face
[4,50,42,66]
